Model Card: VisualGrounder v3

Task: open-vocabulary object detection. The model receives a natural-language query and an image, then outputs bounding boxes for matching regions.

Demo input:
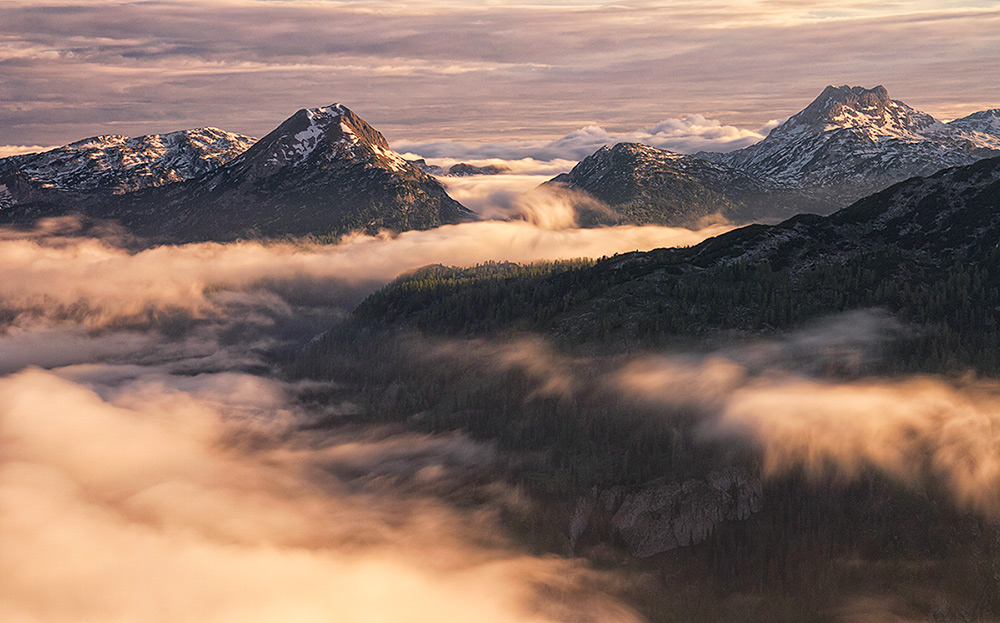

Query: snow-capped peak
[303,103,349,121]
[699,85,1000,198]
[773,85,945,140]
[231,102,414,176]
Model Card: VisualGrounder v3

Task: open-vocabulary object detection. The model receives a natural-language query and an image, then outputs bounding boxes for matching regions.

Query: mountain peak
[784,85,894,130]
[766,84,946,143]
[821,84,889,107]
[701,84,1000,198]
[238,102,412,173]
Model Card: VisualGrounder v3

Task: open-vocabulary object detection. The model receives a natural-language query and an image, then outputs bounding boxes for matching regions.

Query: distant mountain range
[0,105,472,241]
[699,85,1000,202]
[2,86,998,238]
[409,159,510,177]
[552,85,1000,224]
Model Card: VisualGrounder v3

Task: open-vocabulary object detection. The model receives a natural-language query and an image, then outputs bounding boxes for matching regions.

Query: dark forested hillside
[290,156,1000,623]
[304,157,1000,376]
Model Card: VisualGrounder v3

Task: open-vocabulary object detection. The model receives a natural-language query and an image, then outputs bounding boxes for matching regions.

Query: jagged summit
[797,85,892,123]
[224,103,410,181]
[771,84,944,139]
[2,127,255,194]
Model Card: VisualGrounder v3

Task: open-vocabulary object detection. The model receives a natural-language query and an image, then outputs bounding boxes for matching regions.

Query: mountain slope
[294,155,1000,623]
[698,85,1000,210]
[0,128,254,212]
[131,104,474,241]
[948,108,1000,150]
[540,142,828,226]
[327,155,1000,372]
[0,104,474,241]
[691,154,1000,269]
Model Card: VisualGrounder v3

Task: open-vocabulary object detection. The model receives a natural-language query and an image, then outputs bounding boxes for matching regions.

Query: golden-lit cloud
[0,144,59,158]
[616,314,1000,516]
[0,218,730,329]
[0,367,639,623]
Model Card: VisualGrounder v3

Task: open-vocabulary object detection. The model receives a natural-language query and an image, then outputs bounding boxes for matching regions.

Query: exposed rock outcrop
[571,466,762,558]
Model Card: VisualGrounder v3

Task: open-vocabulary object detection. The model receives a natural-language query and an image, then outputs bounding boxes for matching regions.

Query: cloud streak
[0,218,730,332]
[616,313,1000,516]
[394,115,774,160]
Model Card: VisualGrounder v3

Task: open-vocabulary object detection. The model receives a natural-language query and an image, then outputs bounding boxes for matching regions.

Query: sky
[2,0,1000,156]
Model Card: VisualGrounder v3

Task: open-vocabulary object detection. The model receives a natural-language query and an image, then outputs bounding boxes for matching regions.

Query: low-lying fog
[0,193,725,623]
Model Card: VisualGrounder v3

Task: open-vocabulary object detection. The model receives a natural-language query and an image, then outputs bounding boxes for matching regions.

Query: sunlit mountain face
[3,1,1000,621]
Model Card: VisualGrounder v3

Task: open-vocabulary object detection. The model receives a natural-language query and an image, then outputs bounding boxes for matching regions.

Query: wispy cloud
[1,0,998,146]
[0,217,730,333]
[0,144,58,158]
[395,115,775,160]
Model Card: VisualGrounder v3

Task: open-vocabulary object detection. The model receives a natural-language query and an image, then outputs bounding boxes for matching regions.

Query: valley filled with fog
[0,192,733,623]
[4,162,1000,621]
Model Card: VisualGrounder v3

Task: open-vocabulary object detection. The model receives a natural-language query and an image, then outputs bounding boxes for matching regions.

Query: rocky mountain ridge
[690,154,1000,271]
[0,127,255,194]
[0,128,255,211]
[698,85,1000,205]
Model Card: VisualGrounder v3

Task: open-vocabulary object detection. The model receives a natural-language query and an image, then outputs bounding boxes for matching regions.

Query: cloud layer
[0,219,661,623]
[1,0,998,148]
[0,366,638,623]
[1,212,999,620]
[0,217,730,333]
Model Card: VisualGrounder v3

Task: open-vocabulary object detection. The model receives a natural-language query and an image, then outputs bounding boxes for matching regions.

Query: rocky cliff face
[570,466,763,558]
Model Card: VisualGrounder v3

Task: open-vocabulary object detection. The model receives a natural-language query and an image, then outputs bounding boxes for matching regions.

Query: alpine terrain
[699,85,1000,210]
[546,85,1000,227]
[292,154,1000,623]
[0,104,473,241]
